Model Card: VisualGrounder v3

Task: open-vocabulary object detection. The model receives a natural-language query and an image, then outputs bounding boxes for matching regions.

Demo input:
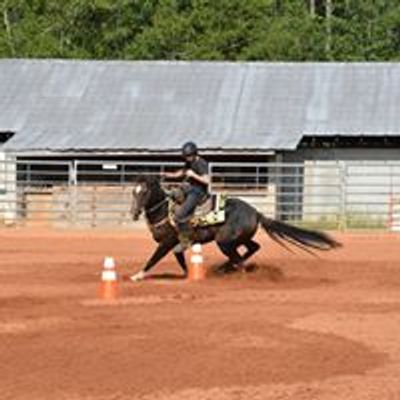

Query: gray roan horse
[129,175,341,281]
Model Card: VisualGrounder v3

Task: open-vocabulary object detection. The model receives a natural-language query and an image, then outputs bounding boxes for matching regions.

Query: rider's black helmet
[182,141,198,157]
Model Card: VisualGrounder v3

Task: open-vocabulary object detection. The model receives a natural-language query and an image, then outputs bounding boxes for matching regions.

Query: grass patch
[288,214,388,231]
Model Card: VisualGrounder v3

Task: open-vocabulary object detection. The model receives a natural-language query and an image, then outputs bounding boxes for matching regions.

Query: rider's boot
[178,232,191,250]
[178,224,193,251]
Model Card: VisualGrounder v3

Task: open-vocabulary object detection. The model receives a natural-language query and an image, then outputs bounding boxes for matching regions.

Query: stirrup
[178,233,192,250]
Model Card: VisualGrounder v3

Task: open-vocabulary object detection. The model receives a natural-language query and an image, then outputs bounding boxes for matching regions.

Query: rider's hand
[185,169,195,178]
[163,170,182,179]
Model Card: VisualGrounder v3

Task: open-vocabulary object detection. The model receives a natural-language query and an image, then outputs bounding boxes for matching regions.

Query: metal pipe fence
[0,157,399,230]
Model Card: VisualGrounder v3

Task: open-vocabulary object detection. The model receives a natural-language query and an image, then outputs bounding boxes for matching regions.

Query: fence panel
[0,157,398,230]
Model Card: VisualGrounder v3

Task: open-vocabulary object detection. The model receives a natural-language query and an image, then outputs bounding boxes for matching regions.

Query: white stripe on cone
[188,243,205,281]
[190,254,203,264]
[104,256,115,269]
[102,270,117,281]
[102,257,117,281]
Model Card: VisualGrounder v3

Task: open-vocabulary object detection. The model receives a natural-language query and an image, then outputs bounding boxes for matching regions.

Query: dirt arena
[1,227,400,400]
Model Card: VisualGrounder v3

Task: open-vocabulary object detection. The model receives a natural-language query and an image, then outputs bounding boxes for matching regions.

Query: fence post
[2,153,17,225]
[68,160,78,226]
[209,161,214,193]
[274,154,283,220]
[91,186,97,228]
[339,161,347,231]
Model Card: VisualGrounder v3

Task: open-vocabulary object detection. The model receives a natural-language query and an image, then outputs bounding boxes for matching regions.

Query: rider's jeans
[175,187,206,232]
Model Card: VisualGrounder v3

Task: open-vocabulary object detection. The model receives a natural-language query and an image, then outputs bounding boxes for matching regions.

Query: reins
[144,193,170,229]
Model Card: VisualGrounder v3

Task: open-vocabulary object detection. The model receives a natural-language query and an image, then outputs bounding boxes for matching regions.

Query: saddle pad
[193,193,226,227]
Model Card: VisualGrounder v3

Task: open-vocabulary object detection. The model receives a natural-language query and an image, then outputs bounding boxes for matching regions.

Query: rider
[164,141,210,249]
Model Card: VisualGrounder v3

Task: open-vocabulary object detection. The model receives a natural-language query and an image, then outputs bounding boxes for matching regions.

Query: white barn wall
[282,149,400,224]
[0,152,17,224]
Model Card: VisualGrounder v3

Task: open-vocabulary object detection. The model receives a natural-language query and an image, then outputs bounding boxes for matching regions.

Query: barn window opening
[0,131,15,144]
[299,135,400,149]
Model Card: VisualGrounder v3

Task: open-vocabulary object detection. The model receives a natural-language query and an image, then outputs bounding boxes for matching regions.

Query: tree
[1,0,400,61]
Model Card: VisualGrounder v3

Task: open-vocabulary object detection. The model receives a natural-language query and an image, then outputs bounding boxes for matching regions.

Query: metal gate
[0,157,399,230]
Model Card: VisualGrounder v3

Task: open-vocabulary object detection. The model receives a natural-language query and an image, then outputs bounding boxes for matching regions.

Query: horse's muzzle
[132,210,141,221]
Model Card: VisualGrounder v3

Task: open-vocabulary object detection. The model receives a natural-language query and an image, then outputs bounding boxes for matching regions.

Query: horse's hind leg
[241,240,260,262]
[216,240,244,271]
[216,239,260,273]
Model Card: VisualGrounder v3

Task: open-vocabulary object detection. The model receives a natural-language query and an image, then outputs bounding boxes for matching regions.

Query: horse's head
[130,175,161,221]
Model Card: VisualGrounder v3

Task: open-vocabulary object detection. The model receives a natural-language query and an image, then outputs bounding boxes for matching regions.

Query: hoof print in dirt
[243,263,259,273]
[261,265,285,282]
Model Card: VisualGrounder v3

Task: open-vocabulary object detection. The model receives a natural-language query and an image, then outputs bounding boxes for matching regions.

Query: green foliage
[1,0,400,60]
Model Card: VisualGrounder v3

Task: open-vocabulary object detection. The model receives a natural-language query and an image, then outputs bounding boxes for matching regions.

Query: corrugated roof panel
[1,60,400,152]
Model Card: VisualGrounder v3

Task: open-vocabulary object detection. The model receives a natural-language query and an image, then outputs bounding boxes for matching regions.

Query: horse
[129,175,341,281]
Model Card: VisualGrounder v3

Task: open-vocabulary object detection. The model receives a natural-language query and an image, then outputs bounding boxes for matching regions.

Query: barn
[0,59,399,229]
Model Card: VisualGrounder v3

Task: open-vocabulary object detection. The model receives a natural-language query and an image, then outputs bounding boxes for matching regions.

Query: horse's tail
[258,213,341,251]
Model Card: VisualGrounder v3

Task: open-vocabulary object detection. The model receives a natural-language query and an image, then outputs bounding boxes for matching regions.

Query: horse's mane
[136,175,162,191]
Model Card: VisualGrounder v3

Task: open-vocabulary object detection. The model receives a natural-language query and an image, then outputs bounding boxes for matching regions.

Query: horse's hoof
[233,264,246,273]
[225,264,239,274]
[130,271,146,282]
[244,263,258,273]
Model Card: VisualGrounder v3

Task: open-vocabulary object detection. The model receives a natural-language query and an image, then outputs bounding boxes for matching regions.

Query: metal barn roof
[1,59,400,153]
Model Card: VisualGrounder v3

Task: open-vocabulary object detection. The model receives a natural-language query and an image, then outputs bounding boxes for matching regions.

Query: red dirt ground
[1,227,400,400]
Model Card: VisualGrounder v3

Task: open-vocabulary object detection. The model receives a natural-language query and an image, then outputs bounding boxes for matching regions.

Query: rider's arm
[163,169,185,179]
[185,169,210,186]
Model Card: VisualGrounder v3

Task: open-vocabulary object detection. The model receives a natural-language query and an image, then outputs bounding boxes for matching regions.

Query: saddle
[168,188,227,227]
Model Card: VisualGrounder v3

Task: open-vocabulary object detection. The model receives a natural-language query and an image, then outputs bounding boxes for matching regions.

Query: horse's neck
[145,185,168,222]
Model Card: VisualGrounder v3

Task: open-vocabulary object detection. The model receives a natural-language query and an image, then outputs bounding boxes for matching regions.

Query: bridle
[145,197,168,216]
[143,196,170,229]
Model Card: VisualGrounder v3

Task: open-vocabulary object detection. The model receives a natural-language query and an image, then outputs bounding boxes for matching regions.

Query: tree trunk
[2,1,16,56]
[325,0,332,59]
[310,0,316,17]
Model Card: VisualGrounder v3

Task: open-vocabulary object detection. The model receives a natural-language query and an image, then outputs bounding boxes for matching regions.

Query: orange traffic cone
[188,243,206,281]
[97,256,118,300]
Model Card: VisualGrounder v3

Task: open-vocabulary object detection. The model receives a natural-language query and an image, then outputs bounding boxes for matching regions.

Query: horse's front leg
[130,239,178,282]
[173,249,188,277]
